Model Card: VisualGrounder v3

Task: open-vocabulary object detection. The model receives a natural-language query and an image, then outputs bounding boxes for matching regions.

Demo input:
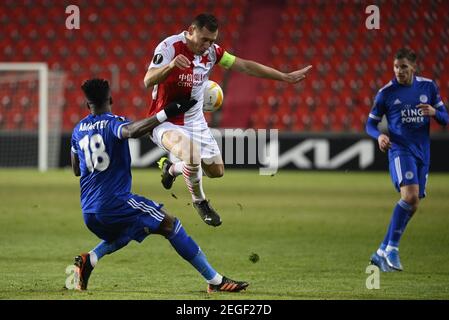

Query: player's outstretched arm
[144,54,191,88]
[229,57,312,83]
[121,99,197,139]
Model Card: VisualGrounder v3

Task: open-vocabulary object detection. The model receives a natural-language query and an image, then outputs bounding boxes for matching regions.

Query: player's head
[81,78,113,114]
[394,48,416,85]
[187,13,218,55]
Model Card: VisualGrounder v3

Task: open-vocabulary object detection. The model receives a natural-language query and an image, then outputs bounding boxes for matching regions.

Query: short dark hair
[192,13,218,32]
[395,47,417,63]
[81,78,110,107]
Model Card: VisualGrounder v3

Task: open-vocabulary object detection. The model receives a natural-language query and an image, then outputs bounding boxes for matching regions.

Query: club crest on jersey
[405,171,414,180]
[419,95,428,103]
[153,54,163,64]
[198,54,211,68]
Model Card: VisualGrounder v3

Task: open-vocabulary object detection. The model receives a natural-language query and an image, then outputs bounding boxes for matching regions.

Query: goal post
[0,63,65,171]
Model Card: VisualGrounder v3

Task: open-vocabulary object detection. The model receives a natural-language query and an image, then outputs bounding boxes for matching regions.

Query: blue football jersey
[71,112,132,214]
[368,76,446,164]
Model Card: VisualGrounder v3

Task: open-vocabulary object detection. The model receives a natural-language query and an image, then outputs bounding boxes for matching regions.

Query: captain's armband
[218,51,236,69]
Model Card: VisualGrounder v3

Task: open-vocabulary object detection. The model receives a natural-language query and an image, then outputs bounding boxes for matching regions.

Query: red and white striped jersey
[147,31,225,128]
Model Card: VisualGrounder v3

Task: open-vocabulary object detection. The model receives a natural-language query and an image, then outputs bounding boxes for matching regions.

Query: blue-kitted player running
[70,78,248,293]
[366,48,448,272]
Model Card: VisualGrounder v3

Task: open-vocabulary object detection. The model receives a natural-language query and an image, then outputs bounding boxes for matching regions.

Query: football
[203,80,224,112]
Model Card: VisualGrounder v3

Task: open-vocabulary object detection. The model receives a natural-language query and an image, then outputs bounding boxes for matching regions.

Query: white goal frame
[0,62,49,171]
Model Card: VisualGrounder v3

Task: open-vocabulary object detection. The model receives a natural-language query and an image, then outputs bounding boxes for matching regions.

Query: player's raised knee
[211,165,224,178]
[205,165,224,178]
[409,196,419,210]
[402,194,419,212]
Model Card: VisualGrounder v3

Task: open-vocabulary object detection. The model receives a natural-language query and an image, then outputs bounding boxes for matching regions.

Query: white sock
[169,161,184,177]
[207,273,223,285]
[385,245,398,253]
[88,251,98,267]
[182,164,206,202]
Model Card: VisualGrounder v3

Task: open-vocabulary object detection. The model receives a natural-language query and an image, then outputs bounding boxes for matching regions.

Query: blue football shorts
[83,194,165,243]
[388,154,429,198]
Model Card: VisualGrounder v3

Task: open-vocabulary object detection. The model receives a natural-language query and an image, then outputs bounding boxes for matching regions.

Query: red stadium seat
[1,0,448,132]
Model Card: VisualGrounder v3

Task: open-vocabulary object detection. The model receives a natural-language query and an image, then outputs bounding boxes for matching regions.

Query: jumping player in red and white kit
[144,13,312,227]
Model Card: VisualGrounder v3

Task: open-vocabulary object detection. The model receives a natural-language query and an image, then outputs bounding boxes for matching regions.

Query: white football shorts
[151,121,221,160]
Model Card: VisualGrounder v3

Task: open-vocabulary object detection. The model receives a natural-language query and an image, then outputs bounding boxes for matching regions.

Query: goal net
[0,63,65,171]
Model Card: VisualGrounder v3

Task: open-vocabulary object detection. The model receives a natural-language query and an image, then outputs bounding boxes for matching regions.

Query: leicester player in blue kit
[70,78,249,293]
[366,48,448,272]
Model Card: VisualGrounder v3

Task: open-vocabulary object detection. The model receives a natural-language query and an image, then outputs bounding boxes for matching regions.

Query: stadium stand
[0,0,448,132]
[0,0,246,130]
[247,0,449,132]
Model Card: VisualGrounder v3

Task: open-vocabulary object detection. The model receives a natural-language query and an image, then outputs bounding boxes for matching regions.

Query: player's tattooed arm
[144,55,191,88]
[121,99,197,139]
[71,152,81,177]
[230,57,312,83]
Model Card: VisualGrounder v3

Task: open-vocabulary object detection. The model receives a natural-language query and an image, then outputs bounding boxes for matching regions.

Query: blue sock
[189,250,218,281]
[168,219,218,281]
[380,222,393,252]
[92,236,130,261]
[387,200,413,248]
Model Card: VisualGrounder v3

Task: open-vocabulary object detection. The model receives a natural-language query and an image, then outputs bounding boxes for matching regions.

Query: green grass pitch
[0,169,448,300]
